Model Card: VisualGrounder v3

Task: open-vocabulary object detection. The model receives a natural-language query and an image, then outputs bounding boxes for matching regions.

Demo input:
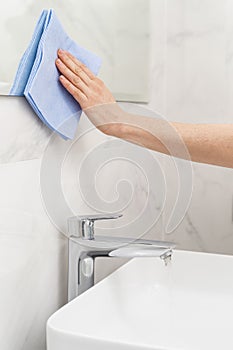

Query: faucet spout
[109,246,173,259]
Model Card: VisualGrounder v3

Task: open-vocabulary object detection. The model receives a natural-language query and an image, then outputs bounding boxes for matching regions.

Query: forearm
[122,122,233,168]
[172,122,233,168]
[87,103,233,168]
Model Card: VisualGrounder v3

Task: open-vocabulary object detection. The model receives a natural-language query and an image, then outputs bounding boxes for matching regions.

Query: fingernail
[56,58,61,64]
[58,48,65,54]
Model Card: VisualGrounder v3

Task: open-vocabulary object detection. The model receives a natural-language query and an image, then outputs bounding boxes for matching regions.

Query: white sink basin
[47,250,233,350]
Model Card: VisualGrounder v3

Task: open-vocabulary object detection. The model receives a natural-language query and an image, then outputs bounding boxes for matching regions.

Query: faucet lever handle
[68,213,123,240]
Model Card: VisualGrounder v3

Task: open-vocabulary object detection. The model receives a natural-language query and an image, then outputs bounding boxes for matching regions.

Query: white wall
[1,1,233,350]
[0,98,67,350]
[147,0,233,253]
[0,95,164,350]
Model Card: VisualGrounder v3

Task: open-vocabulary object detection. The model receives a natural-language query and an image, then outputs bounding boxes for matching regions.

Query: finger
[64,50,96,80]
[56,58,90,95]
[57,52,90,85]
[59,75,88,106]
[57,49,94,83]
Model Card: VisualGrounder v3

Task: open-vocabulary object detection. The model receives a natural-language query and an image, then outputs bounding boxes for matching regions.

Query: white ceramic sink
[47,250,233,350]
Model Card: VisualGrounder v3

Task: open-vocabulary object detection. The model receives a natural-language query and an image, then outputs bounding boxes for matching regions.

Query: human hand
[55,49,115,110]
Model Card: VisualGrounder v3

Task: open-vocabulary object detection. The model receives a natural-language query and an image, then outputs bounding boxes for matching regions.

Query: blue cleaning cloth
[10,9,101,139]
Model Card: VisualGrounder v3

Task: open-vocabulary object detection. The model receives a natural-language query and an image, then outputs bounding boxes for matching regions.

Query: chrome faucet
[68,213,175,301]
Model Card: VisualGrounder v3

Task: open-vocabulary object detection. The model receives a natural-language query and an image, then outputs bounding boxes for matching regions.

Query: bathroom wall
[0,96,164,350]
[0,98,66,350]
[148,0,233,253]
[1,1,233,350]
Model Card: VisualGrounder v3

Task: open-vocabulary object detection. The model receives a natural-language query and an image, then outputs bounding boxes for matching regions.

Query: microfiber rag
[10,9,101,140]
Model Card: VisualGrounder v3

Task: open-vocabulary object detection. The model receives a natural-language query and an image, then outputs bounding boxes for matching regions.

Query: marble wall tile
[162,159,233,254]
[147,0,167,115]
[225,0,233,120]
[166,0,227,123]
[0,96,51,164]
[0,159,67,350]
[162,0,233,254]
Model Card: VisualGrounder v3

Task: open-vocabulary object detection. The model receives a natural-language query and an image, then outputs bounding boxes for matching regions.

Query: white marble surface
[36,101,164,239]
[157,0,233,252]
[135,0,233,254]
[0,159,68,350]
[0,0,150,102]
[0,96,51,163]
